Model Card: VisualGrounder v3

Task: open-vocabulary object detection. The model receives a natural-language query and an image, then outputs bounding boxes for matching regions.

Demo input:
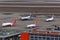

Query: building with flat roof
[0,29,21,40]
[20,29,60,40]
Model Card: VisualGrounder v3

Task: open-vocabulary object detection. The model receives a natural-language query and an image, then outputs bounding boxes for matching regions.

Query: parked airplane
[2,19,16,27]
[26,20,38,28]
[20,15,33,21]
[46,16,54,22]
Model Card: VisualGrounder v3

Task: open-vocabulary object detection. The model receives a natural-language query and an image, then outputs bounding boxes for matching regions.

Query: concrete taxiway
[0,12,60,31]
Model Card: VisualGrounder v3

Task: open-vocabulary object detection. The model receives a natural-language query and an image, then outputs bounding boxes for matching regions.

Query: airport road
[0,12,60,31]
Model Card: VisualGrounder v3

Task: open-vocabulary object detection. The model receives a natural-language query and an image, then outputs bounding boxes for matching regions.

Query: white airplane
[2,19,16,27]
[26,20,38,28]
[46,16,54,22]
[20,16,33,21]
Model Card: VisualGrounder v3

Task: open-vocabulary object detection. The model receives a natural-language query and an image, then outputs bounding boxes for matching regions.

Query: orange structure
[49,31,59,34]
[20,32,29,40]
[32,29,60,34]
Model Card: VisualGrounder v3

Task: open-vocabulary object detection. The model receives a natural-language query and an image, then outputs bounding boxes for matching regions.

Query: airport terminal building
[1,29,60,40]
[20,30,60,40]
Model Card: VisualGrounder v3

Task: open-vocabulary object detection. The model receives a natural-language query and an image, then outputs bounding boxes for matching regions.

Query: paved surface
[0,0,60,2]
[0,12,60,32]
[0,0,60,5]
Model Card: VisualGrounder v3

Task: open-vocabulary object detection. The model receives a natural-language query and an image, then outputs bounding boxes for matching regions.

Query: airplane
[26,20,38,28]
[46,16,54,22]
[19,15,33,21]
[2,19,16,27]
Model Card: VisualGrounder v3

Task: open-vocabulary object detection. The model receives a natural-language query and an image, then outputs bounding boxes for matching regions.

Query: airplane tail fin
[35,20,38,26]
[51,15,54,20]
[52,15,54,18]
[12,18,16,25]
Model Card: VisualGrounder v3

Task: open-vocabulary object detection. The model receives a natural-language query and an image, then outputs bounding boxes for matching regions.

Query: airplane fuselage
[20,16,33,21]
[2,23,13,27]
[27,24,37,28]
[46,17,54,22]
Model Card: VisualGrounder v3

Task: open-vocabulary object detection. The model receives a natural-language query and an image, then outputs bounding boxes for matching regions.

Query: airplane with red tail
[2,19,16,27]
[26,20,39,28]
